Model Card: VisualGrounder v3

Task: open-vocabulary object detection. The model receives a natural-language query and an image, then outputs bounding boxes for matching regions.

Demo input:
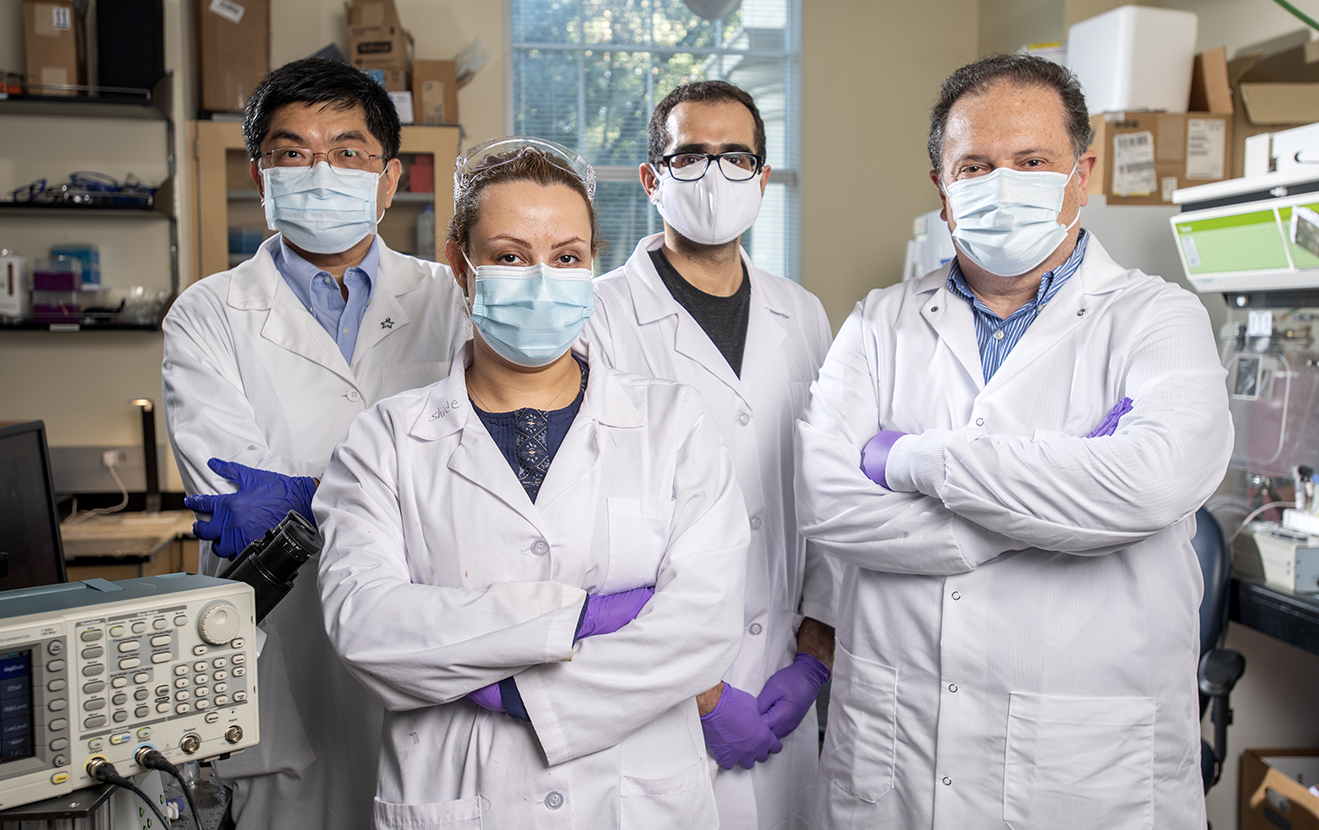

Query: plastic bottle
[416,205,435,261]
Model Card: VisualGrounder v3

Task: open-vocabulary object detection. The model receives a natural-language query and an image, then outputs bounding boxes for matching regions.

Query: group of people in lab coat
[161,50,1231,830]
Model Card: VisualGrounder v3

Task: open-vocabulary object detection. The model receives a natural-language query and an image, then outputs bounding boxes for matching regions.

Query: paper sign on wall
[209,0,245,25]
[1187,118,1226,180]
[1113,131,1156,196]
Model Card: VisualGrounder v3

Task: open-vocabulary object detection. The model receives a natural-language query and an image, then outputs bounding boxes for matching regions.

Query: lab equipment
[0,421,68,591]
[0,250,30,321]
[415,204,435,260]
[0,573,259,811]
[31,256,82,323]
[903,208,955,282]
[50,245,99,289]
[1066,6,1198,116]
[219,510,322,624]
[575,586,653,640]
[699,684,783,770]
[756,652,830,740]
[1250,526,1319,592]
[184,459,317,559]
[1170,171,1319,293]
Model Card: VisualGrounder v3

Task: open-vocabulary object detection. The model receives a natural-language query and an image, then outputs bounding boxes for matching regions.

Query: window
[509,0,801,280]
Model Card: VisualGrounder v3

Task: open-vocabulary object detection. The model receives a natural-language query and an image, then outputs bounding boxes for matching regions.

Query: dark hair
[242,58,402,161]
[448,147,601,258]
[648,80,766,165]
[928,54,1092,173]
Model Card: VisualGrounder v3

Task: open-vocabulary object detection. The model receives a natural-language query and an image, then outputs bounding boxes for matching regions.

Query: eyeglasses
[257,147,387,171]
[660,152,764,182]
[455,137,596,202]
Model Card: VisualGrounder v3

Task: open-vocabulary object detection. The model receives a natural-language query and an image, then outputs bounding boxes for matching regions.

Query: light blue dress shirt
[273,235,380,364]
[946,228,1090,383]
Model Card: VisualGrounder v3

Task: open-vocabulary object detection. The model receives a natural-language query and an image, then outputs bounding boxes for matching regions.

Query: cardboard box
[198,0,270,113]
[411,59,459,125]
[363,67,409,92]
[1241,748,1319,830]
[348,24,412,70]
[23,0,81,96]
[347,0,398,26]
[1228,41,1319,177]
[1088,111,1234,205]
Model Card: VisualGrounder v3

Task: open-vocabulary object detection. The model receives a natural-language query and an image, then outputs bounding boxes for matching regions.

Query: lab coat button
[1077,308,1086,317]
[347,389,361,403]
[738,413,751,426]
[975,418,984,426]
[546,791,564,810]
[532,540,549,556]
[943,776,952,786]
[951,591,961,600]
[749,623,763,636]
[749,516,762,530]
[949,683,958,693]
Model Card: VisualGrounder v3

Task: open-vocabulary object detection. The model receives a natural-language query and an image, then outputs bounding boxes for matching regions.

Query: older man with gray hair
[796,54,1232,829]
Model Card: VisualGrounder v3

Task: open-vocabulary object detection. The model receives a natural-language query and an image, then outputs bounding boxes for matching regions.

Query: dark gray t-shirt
[649,248,751,377]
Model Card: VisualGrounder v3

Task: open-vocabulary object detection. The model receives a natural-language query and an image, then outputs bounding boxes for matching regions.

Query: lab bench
[1231,576,1319,657]
[59,510,199,581]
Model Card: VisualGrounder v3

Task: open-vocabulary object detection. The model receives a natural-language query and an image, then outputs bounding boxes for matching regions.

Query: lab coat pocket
[606,497,674,590]
[1003,693,1155,830]
[619,756,716,829]
[819,642,898,803]
[372,794,486,829]
[381,361,450,398]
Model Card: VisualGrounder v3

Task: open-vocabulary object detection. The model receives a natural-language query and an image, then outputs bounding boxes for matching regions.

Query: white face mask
[648,166,763,246]
[943,163,1079,277]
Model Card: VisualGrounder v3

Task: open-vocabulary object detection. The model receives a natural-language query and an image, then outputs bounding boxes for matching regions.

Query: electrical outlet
[102,450,128,468]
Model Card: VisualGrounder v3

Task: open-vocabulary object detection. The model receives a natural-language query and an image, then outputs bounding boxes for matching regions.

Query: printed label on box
[1187,118,1226,180]
[34,4,71,36]
[209,0,246,25]
[1248,309,1274,337]
[1181,236,1202,269]
[1113,131,1156,196]
[51,6,70,30]
[1162,177,1179,202]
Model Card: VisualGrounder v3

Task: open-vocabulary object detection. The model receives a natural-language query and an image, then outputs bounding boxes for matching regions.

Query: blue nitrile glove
[184,458,317,559]
[1088,397,1134,438]
[860,430,907,489]
[576,587,655,641]
[756,653,832,740]
[467,683,505,713]
[700,684,783,770]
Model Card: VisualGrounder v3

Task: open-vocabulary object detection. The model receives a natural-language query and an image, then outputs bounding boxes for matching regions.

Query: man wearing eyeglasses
[161,58,468,830]
[584,80,840,830]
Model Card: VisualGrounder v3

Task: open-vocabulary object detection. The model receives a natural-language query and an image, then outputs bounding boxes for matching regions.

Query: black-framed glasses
[257,147,387,171]
[660,151,764,182]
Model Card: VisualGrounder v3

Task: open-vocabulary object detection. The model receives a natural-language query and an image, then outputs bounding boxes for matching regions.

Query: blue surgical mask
[943,164,1080,277]
[262,162,383,254]
[462,253,594,368]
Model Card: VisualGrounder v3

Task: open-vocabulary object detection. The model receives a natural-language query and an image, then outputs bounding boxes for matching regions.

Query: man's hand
[576,587,654,640]
[184,458,318,558]
[860,430,907,489]
[1088,397,1133,438]
[700,684,783,770]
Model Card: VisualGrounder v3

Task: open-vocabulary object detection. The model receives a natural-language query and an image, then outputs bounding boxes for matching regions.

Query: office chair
[1193,507,1247,794]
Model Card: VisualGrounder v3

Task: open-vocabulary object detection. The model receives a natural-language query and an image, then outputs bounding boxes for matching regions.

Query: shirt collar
[947,228,1089,318]
[273,234,381,307]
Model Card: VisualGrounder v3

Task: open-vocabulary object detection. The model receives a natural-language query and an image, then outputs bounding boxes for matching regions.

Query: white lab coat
[795,236,1233,830]
[162,234,470,830]
[585,234,841,830]
[314,343,750,830]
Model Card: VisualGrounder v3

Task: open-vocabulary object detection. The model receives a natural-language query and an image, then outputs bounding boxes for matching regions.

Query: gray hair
[927,54,1092,174]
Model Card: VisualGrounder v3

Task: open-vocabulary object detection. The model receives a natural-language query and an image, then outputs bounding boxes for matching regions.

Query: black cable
[136,747,206,830]
[85,757,172,828]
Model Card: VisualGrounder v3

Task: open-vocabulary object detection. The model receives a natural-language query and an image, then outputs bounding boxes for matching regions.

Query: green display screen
[1173,209,1291,274]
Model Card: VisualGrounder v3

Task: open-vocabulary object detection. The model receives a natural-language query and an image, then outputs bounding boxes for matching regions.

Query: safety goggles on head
[454,137,597,203]
[256,147,387,172]
[657,151,764,182]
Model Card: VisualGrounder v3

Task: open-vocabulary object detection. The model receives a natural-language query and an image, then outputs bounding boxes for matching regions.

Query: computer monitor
[0,422,67,590]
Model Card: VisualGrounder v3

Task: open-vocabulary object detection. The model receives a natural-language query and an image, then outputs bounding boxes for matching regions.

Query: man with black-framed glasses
[161,58,469,830]
[585,80,841,830]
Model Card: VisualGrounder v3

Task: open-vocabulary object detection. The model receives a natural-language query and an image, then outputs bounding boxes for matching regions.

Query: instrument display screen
[0,651,34,763]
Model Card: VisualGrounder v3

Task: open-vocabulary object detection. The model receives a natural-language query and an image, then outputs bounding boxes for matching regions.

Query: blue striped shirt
[947,229,1090,383]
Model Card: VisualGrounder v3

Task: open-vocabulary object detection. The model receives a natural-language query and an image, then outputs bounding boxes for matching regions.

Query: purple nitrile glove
[184,458,318,558]
[1088,397,1134,438]
[700,684,784,770]
[467,683,505,713]
[860,430,907,489]
[576,586,655,641]
[756,653,832,740]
